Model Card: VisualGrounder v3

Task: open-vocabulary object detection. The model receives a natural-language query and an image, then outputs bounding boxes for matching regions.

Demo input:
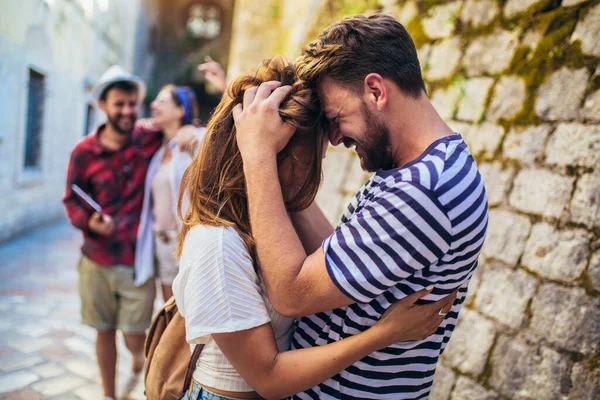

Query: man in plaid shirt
[63,66,195,400]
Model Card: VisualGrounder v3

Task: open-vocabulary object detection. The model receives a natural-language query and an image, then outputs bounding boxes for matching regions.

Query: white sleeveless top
[172,225,294,392]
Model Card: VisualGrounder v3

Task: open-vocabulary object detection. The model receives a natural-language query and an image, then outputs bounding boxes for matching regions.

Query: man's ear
[363,73,387,111]
[98,99,107,113]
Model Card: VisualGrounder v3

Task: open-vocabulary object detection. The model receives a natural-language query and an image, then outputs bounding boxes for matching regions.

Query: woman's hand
[374,287,458,347]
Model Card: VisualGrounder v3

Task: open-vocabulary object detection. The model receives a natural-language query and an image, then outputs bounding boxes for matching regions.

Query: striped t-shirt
[292,134,488,399]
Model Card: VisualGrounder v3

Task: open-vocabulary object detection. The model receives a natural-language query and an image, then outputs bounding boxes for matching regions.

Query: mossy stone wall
[228,1,600,398]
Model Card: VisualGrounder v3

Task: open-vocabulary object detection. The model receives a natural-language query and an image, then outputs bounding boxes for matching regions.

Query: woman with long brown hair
[172,56,455,400]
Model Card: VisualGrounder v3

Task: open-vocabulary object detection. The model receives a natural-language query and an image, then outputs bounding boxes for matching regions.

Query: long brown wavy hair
[175,56,326,264]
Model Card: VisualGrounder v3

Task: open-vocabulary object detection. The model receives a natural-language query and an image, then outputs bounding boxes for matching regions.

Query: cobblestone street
[0,221,147,399]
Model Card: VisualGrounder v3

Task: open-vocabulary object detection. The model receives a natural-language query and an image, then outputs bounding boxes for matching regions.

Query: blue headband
[174,87,194,125]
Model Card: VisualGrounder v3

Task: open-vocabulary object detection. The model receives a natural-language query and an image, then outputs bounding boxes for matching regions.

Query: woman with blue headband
[136,85,204,302]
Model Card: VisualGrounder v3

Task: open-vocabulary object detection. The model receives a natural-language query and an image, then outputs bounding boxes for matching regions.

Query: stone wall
[228,0,600,398]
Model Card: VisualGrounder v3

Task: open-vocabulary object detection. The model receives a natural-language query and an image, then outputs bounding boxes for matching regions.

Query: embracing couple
[174,14,488,400]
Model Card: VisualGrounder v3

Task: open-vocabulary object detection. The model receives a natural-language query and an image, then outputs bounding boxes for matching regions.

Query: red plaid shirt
[63,121,162,267]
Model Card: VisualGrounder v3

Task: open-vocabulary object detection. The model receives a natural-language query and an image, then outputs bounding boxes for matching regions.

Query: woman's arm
[212,287,456,400]
[289,201,334,254]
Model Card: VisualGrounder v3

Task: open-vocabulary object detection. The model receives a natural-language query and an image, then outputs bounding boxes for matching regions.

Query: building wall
[0,0,144,243]
[227,0,600,398]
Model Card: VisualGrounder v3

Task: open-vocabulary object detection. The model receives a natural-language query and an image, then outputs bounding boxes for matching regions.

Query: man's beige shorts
[78,255,155,334]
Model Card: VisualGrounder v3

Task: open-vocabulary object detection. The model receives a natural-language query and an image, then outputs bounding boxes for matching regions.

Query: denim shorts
[183,381,257,400]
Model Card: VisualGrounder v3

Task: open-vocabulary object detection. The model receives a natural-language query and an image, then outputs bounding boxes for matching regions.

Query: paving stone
[0,222,146,399]
[63,359,99,381]
[530,284,600,354]
[117,369,145,400]
[0,371,40,394]
[504,0,543,18]
[581,89,600,121]
[522,223,590,282]
[569,362,600,399]
[571,171,600,229]
[450,376,498,400]
[463,122,504,158]
[30,374,87,397]
[426,37,462,81]
[422,1,462,39]
[16,326,51,339]
[478,161,514,206]
[47,329,76,341]
[589,251,600,292]
[73,383,104,400]
[443,309,496,376]
[571,2,600,56]
[509,168,574,218]
[535,67,590,120]
[39,345,78,361]
[482,209,531,265]
[0,388,43,400]
[431,84,462,120]
[0,353,44,373]
[490,337,572,399]
[429,363,456,400]
[545,123,600,168]
[456,77,494,122]
[463,29,519,76]
[29,363,66,379]
[8,338,55,354]
[475,263,537,329]
[486,76,526,122]
[502,125,551,165]
[460,0,499,28]
[63,336,95,358]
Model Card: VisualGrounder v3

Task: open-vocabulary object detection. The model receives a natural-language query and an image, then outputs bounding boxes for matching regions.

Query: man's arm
[63,150,92,233]
[243,156,354,317]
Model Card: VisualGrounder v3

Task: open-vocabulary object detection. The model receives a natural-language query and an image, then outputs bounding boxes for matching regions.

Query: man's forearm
[290,202,334,254]
[243,156,307,309]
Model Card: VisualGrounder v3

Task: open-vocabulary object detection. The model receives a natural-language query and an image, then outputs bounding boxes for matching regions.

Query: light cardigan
[133,127,205,286]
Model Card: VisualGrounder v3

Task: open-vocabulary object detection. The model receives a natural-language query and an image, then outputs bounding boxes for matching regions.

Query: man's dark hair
[100,80,139,102]
[295,14,426,97]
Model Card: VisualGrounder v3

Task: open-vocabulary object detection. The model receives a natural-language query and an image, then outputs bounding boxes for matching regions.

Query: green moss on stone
[406,18,430,49]
[587,353,600,370]
[338,0,380,16]
[504,5,588,126]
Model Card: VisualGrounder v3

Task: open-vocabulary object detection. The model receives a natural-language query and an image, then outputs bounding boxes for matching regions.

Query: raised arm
[212,288,456,400]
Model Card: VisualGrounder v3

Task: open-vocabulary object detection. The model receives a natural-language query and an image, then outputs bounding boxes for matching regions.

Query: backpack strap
[182,344,204,395]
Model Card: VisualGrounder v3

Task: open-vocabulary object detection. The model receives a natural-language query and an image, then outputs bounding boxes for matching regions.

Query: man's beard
[358,101,394,172]
[107,113,136,135]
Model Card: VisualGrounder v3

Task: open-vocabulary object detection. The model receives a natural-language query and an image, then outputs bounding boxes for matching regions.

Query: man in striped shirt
[233,14,488,399]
